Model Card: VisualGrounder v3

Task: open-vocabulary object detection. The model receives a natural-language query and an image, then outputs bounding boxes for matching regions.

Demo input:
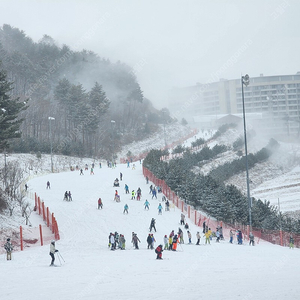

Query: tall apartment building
[168,73,300,137]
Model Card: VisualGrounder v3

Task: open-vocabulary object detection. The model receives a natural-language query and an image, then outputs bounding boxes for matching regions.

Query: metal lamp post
[241,74,252,232]
[48,117,55,173]
[111,120,115,166]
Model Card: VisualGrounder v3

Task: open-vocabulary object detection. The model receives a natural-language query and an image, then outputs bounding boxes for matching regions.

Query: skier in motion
[49,240,58,266]
[149,218,156,232]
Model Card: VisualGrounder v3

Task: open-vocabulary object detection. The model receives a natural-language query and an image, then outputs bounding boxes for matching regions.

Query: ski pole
[58,252,65,262]
[56,252,62,265]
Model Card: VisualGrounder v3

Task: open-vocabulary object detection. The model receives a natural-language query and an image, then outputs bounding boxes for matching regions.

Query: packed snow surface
[1,162,300,300]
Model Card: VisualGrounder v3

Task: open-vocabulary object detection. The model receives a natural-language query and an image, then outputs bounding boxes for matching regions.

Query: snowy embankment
[1,162,300,300]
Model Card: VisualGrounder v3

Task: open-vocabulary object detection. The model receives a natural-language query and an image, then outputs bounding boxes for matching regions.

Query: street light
[48,117,55,173]
[241,74,252,232]
[111,120,115,166]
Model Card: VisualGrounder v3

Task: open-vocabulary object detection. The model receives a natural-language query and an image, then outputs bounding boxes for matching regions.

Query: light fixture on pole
[48,117,55,173]
[241,74,252,232]
[111,120,115,166]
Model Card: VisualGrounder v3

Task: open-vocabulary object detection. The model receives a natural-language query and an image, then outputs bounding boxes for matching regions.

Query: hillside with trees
[0,24,175,158]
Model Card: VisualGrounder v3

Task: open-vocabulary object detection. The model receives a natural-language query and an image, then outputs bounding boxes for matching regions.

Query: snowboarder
[249,232,255,246]
[132,233,141,249]
[125,184,129,194]
[144,200,150,210]
[98,198,103,209]
[46,181,50,189]
[158,203,163,215]
[155,244,163,259]
[196,232,201,245]
[4,238,13,260]
[49,240,58,266]
[123,204,129,214]
[149,218,156,232]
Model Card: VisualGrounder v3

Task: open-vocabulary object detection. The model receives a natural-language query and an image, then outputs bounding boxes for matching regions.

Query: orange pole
[38,197,41,215]
[20,226,23,251]
[188,205,191,218]
[39,224,43,246]
[52,213,55,233]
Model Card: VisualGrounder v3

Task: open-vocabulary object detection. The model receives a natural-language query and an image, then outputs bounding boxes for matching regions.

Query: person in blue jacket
[158,203,163,215]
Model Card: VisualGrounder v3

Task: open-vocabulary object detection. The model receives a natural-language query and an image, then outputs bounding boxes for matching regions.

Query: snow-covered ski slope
[1,162,300,300]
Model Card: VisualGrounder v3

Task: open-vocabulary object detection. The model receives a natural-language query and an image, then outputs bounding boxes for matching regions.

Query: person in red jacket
[155,244,163,259]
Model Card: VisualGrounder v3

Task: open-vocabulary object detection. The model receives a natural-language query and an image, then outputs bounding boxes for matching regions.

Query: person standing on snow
[110,233,116,250]
[249,232,255,246]
[158,203,163,215]
[149,218,156,232]
[204,229,211,244]
[80,169,84,175]
[49,240,58,266]
[289,235,294,249]
[180,213,185,225]
[178,228,184,244]
[172,235,178,251]
[155,244,163,259]
[216,229,220,242]
[144,200,150,210]
[46,181,50,189]
[132,233,141,249]
[149,185,153,194]
[229,229,233,244]
[98,198,103,209]
[131,190,135,200]
[147,234,153,249]
[119,234,126,250]
[120,172,123,181]
[4,238,13,260]
[125,184,129,194]
[187,231,192,244]
[196,232,201,245]
[164,235,169,250]
[123,204,129,214]
[152,188,157,199]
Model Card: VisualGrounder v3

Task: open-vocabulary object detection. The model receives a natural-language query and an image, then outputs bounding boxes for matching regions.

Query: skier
[203,221,206,233]
[125,184,129,194]
[238,230,243,245]
[151,233,156,249]
[132,233,141,249]
[131,190,135,200]
[180,214,185,225]
[147,234,153,249]
[196,232,201,245]
[155,244,163,259]
[152,188,157,199]
[249,232,255,246]
[119,234,126,250]
[98,198,103,209]
[46,181,50,189]
[187,231,192,244]
[165,200,170,211]
[146,176,149,184]
[168,235,173,250]
[99,162,102,168]
[90,168,94,175]
[68,191,72,201]
[136,188,142,201]
[172,235,178,251]
[204,229,211,244]
[144,199,150,210]
[80,169,84,175]
[178,228,184,244]
[120,172,123,181]
[64,191,68,201]
[114,232,119,248]
[229,229,233,244]
[149,218,156,232]
[289,235,294,249]
[49,240,58,266]
[127,160,130,168]
[164,235,168,250]
[216,229,220,242]
[149,185,153,194]
[110,233,115,250]
[158,203,163,215]
[123,204,129,214]
[4,238,13,260]
[219,226,224,240]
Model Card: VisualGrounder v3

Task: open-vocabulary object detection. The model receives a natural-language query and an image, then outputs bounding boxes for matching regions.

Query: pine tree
[0,64,27,150]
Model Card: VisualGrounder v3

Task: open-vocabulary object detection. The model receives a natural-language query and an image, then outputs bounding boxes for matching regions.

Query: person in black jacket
[149,218,156,232]
[4,238,13,260]
[147,234,153,249]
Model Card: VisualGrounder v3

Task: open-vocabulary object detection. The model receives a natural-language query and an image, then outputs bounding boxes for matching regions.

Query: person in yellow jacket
[204,228,212,244]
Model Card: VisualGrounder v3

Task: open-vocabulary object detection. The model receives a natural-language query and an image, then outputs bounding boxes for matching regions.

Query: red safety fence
[34,193,60,241]
[143,166,300,248]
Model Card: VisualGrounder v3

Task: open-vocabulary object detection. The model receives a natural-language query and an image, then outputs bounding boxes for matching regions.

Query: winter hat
[7,238,10,241]
[165,235,167,237]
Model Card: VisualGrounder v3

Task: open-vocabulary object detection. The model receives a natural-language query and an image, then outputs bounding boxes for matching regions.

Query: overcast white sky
[0,0,299,108]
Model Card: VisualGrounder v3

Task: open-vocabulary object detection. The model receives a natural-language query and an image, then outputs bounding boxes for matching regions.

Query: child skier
[144,200,150,210]
[49,240,58,266]
[158,203,163,215]
[123,204,129,214]
[4,238,13,260]
[131,190,135,200]
[119,234,126,250]
[187,231,192,244]
[155,244,163,259]
[125,184,129,194]
[98,198,103,209]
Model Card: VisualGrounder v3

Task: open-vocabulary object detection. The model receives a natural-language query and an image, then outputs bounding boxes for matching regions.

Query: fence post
[52,213,55,233]
[188,205,191,218]
[39,224,43,246]
[20,226,23,251]
[42,202,46,221]
[38,197,41,215]
[35,193,37,210]
[47,207,49,227]
[280,230,283,246]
